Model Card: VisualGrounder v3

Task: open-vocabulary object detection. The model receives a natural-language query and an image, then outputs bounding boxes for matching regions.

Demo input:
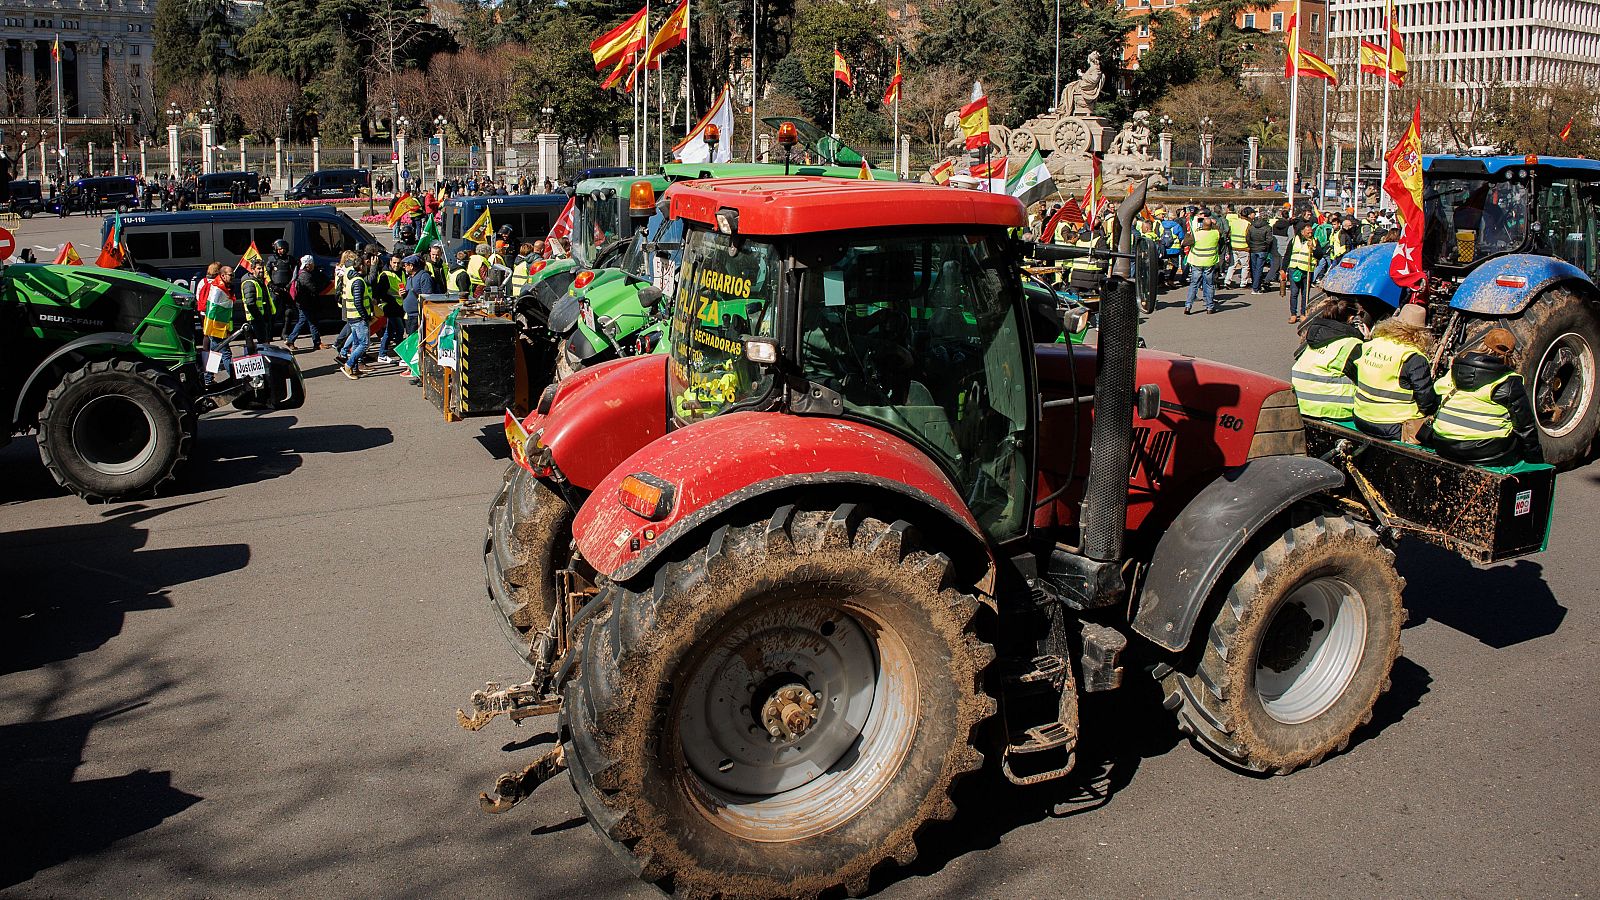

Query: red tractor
[464,176,1554,898]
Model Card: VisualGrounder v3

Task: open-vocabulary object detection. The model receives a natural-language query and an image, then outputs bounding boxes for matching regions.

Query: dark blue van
[439,193,569,258]
[104,206,377,322]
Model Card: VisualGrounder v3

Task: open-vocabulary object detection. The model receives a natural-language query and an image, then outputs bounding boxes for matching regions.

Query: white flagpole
[1318,19,1330,209]
[1353,61,1364,215]
[831,44,838,145]
[1286,0,1301,214]
[685,0,693,133]
[642,0,650,172]
[658,62,664,167]
[1381,0,1393,208]
[54,34,64,165]
[750,0,757,162]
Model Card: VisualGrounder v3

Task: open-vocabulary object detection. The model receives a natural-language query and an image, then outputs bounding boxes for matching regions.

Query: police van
[440,194,569,259]
[104,206,376,322]
[196,171,263,204]
[286,168,370,201]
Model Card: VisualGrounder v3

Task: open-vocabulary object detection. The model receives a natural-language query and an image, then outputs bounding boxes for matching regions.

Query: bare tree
[222,74,303,140]
[426,48,525,144]
[900,64,973,159]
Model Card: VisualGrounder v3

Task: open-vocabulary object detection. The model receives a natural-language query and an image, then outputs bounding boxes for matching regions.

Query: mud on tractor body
[465,175,1551,898]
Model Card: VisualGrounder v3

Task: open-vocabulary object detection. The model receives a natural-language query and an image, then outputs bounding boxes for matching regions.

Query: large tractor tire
[1504,288,1600,468]
[485,463,574,657]
[1160,507,1404,775]
[37,359,191,501]
[563,506,995,899]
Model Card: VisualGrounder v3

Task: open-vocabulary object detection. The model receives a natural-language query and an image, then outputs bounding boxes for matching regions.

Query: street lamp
[1158,114,1174,132]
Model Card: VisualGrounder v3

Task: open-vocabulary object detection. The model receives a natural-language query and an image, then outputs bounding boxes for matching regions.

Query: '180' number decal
[1218,414,1245,432]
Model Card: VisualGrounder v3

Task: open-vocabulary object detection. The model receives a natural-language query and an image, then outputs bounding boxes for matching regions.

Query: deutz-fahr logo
[37,313,109,328]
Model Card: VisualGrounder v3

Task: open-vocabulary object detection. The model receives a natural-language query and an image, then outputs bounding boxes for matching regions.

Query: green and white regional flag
[414,215,441,255]
[1007,149,1055,209]
[396,329,421,378]
[437,307,460,368]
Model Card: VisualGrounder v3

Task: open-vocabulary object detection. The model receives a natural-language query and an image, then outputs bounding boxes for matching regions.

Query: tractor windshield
[667,229,781,422]
[1423,174,1532,268]
[795,231,1031,540]
[573,194,624,268]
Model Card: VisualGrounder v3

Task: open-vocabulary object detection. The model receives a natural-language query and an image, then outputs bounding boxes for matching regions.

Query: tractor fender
[1449,254,1595,316]
[1131,454,1345,653]
[13,331,137,426]
[572,411,989,584]
[541,354,669,490]
[1318,243,1402,309]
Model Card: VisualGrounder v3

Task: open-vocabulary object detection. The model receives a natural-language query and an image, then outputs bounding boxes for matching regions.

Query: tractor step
[456,680,562,732]
[1000,655,1079,786]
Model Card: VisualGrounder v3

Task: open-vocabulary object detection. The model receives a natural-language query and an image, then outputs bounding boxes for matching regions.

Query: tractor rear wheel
[1161,507,1403,775]
[485,463,573,657]
[37,359,190,501]
[1504,288,1600,468]
[563,506,995,899]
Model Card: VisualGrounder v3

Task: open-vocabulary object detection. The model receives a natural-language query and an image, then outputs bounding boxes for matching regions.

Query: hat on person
[299,254,315,266]
[1470,327,1517,361]
[476,242,490,254]
[403,254,422,266]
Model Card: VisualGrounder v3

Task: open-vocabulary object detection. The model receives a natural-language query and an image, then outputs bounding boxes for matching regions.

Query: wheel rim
[1533,331,1595,438]
[674,595,918,842]
[70,394,158,476]
[1253,577,1367,725]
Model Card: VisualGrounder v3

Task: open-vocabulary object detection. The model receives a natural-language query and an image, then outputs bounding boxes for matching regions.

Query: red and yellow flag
[882,51,902,105]
[54,241,82,265]
[643,0,688,68]
[387,192,420,227]
[50,38,60,62]
[1384,101,1425,290]
[833,49,853,88]
[239,241,264,271]
[1560,118,1575,142]
[590,7,649,72]
[1285,16,1338,84]
[959,83,990,150]
[930,159,954,185]
[857,158,871,180]
[1386,11,1409,84]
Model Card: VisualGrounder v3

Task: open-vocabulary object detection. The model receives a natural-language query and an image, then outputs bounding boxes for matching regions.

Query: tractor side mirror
[638,286,664,309]
[743,336,780,366]
[1135,383,1161,421]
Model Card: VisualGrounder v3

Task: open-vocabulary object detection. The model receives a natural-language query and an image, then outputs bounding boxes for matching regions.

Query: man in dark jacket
[1422,328,1544,465]
[1246,211,1275,292]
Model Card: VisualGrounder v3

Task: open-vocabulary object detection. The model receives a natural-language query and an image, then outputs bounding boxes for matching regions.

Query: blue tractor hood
[1320,243,1403,309]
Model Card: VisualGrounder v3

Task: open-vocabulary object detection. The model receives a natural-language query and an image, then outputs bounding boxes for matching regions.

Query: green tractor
[1,263,304,501]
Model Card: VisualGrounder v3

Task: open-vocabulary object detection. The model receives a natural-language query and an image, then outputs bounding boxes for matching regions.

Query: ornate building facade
[0,0,157,132]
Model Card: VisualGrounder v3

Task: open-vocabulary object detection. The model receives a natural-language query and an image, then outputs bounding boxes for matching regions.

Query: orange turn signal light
[630,180,657,212]
[1524,154,1539,165]
[574,270,596,289]
[529,259,549,276]
[618,473,675,521]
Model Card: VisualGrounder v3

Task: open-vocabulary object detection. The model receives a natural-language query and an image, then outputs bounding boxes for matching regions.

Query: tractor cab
[664,179,1032,538]
[1422,155,1600,277]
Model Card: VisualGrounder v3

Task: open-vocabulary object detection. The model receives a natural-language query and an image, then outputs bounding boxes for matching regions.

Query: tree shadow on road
[0,501,250,676]
[1396,539,1566,648]
[0,702,204,890]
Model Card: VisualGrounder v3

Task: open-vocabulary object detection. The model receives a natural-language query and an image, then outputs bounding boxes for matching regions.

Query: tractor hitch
[455,679,562,732]
[478,744,568,814]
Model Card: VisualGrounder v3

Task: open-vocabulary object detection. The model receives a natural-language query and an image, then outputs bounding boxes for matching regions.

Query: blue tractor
[1322,154,1600,467]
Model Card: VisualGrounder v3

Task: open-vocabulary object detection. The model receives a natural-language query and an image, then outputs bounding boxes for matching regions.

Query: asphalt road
[4,211,1598,897]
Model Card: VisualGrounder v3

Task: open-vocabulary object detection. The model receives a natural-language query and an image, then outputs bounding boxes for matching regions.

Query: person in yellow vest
[1181,214,1222,314]
[449,248,474,294]
[1352,317,1439,440]
[1291,297,1368,420]
[335,250,373,380]
[1422,327,1543,465]
[1284,221,1319,324]
[1066,225,1104,295]
[1223,207,1251,288]
[510,242,538,295]
[375,253,407,364]
[238,257,276,341]
[466,242,491,291]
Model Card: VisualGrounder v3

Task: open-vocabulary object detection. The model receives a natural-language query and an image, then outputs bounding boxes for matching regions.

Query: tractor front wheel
[37,359,191,501]
[563,507,994,899]
[1161,507,1403,775]
[1505,288,1600,467]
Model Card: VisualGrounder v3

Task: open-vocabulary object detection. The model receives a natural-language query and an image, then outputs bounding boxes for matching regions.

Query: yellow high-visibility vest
[1292,336,1362,419]
[1432,371,1517,440]
[1354,335,1425,424]
[1227,214,1249,250]
[1187,229,1221,268]
[467,254,487,286]
[1288,236,1315,272]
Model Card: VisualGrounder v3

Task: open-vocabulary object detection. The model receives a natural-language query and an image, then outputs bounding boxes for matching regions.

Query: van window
[221,225,287,255]
[309,220,354,256]
[171,230,204,259]
[128,231,168,261]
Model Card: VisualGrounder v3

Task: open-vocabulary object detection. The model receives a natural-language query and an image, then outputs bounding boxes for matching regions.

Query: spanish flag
[54,241,82,265]
[590,7,649,72]
[858,158,871,180]
[958,82,990,150]
[386,192,420,227]
[833,49,853,88]
[643,0,689,68]
[1384,102,1425,289]
[882,50,902,106]
[930,159,954,185]
[1359,38,1407,86]
[50,37,60,62]
[1284,15,1338,85]
[1561,118,1575,142]
[1386,22,1409,84]
[239,240,264,270]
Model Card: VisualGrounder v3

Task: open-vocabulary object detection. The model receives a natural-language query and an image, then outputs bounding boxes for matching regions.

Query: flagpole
[750,0,758,163]
[54,34,64,166]
[684,0,693,133]
[1354,62,1364,215]
[643,0,650,173]
[893,93,900,178]
[1286,0,1301,215]
[658,62,665,167]
[831,44,838,144]
[1381,0,1393,209]
[1318,20,1330,209]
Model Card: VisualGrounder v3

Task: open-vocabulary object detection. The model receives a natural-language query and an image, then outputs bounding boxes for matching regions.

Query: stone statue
[1058,51,1104,117]
[941,109,1011,158]
[1109,110,1153,159]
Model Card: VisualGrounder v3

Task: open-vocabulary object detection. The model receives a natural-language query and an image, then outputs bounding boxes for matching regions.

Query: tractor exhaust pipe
[1078,178,1148,566]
